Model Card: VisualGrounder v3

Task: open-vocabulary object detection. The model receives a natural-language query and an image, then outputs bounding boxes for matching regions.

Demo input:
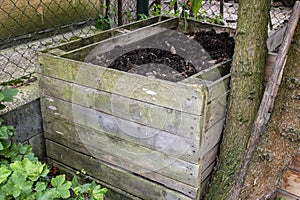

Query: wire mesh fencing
[0,0,293,86]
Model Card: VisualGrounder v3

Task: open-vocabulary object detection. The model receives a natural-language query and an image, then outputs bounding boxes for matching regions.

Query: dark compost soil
[85,29,234,82]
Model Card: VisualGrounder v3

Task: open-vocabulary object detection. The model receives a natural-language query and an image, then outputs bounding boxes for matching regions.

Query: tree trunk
[205,0,271,199]
[240,20,300,200]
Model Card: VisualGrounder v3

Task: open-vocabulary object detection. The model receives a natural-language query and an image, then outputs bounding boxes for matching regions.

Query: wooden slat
[50,158,212,200]
[201,161,216,182]
[264,53,278,84]
[62,18,179,61]
[279,170,300,197]
[176,18,235,36]
[182,61,231,83]
[50,16,172,54]
[200,119,225,157]
[267,25,287,52]
[181,73,230,103]
[290,153,300,173]
[46,140,193,200]
[206,74,230,102]
[38,54,206,116]
[48,159,141,200]
[41,99,200,164]
[46,136,200,198]
[43,113,201,187]
[276,188,300,200]
[39,77,204,140]
[205,92,228,130]
[201,144,219,173]
[48,153,199,199]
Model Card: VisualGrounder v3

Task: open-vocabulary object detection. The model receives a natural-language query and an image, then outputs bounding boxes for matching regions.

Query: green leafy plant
[138,14,149,20]
[0,88,107,199]
[190,0,203,17]
[149,3,161,16]
[0,88,18,110]
[125,9,135,23]
[95,3,115,30]
[95,13,113,31]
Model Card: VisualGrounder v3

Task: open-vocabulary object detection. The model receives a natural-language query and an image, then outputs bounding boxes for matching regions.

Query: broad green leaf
[19,145,29,154]
[0,166,11,184]
[169,0,177,10]
[40,165,50,177]
[190,0,202,17]
[11,171,27,186]
[12,188,21,198]
[0,192,4,199]
[0,88,18,102]
[10,160,24,172]
[0,93,4,102]
[71,176,79,187]
[51,175,66,187]
[77,183,91,193]
[35,182,47,192]
[90,181,107,200]
[57,183,71,199]
[0,126,8,139]
[24,159,44,181]
[0,142,3,150]
[24,152,39,162]
[36,190,56,200]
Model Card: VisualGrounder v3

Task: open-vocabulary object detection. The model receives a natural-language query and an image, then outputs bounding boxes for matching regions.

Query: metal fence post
[220,0,224,17]
[137,0,149,20]
[118,0,123,25]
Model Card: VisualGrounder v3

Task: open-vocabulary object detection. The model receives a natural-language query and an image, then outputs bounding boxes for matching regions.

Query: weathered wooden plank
[46,140,193,200]
[201,144,219,173]
[201,161,216,182]
[42,113,201,187]
[48,159,141,200]
[41,99,201,164]
[290,153,300,173]
[279,170,300,198]
[182,61,231,83]
[62,18,179,61]
[206,74,230,102]
[197,173,211,200]
[205,92,228,130]
[50,16,172,54]
[264,53,278,84]
[200,119,225,156]
[38,54,206,116]
[46,134,199,199]
[39,77,204,139]
[176,18,235,36]
[276,188,300,200]
[181,62,231,103]
[267,25,286,52]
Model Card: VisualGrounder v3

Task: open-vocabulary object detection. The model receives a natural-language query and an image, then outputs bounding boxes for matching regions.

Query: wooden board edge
[47,159,141,200]
[46,140,194,200]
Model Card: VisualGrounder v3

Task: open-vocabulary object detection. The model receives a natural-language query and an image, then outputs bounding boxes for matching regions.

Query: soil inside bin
[86,29,234,82]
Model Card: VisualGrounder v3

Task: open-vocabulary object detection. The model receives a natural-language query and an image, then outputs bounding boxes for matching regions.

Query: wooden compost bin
[39,18,234,199]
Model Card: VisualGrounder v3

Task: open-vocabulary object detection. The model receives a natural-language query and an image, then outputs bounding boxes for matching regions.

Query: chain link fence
[0,0,293,86]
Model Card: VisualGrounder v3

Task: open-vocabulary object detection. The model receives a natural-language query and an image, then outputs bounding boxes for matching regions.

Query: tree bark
[205,0,271,199]
[229,3,300,199]
[240,19,300,200]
